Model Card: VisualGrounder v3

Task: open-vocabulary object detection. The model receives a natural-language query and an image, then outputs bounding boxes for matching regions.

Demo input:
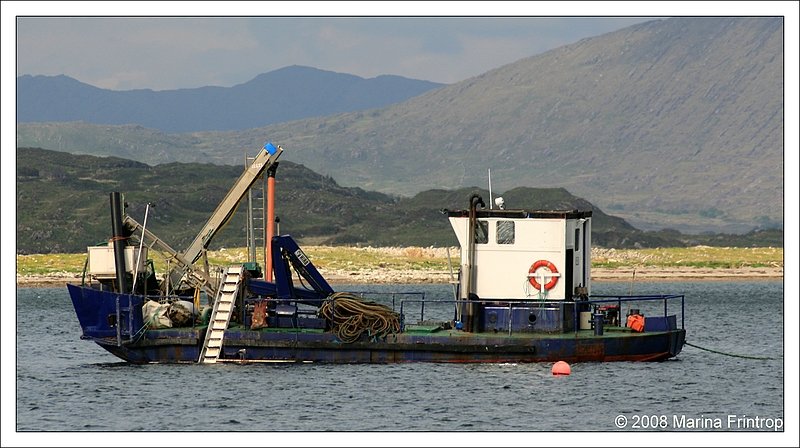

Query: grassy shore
[16,245,783,286]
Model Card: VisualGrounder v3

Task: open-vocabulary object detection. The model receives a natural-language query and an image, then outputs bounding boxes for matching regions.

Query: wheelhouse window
[474,220,489,244]
[574,228,580,252]
[496,221,515,244]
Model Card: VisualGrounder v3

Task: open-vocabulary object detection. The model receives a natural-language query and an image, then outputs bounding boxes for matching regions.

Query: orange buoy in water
[552,361,571,376]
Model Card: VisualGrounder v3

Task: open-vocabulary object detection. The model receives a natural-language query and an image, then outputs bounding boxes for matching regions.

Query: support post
[110,192,128,294]
[463,194,485,333]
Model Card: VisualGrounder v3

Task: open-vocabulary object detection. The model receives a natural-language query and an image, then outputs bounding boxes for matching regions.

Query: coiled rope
[318,292,401,343]
[685,341,780,360]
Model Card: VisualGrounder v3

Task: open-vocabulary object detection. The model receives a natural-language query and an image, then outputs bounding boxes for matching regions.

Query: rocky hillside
[16,18,784,234]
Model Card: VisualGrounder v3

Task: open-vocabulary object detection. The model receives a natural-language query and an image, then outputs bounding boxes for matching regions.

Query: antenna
[488,168,493,209]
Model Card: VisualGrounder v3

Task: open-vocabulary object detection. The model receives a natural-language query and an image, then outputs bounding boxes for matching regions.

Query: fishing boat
[67,141,686,364]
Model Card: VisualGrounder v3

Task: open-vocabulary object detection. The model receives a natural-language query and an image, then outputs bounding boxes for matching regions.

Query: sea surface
[12,280,788,444]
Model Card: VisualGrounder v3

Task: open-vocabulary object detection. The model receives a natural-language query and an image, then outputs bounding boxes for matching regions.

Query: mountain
[15,17,784,234]
[16,148,780,255]
[16,66,444,132]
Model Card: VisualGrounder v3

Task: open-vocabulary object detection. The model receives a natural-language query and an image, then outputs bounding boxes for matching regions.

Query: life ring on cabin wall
[528,260,559,290]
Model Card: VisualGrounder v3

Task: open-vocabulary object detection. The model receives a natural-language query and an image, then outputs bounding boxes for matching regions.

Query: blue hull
[68,284,685,364]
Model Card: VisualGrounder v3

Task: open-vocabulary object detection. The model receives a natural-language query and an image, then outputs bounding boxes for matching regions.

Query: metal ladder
[246,152,267,265]
[198,265,244,363]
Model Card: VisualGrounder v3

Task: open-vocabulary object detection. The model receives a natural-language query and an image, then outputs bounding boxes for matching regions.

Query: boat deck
[143,323,654,339]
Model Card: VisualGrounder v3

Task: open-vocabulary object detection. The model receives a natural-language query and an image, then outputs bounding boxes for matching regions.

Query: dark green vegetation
[16,148,781,255]
[16,18,783,234]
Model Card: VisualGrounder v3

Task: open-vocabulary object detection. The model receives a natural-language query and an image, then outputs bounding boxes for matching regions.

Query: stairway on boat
[198,265,244,363]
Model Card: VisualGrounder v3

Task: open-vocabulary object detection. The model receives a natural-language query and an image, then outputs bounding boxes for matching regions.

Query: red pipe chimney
[265,163,279,281]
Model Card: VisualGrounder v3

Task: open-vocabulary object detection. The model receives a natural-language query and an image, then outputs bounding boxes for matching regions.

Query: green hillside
[15,148,781,255]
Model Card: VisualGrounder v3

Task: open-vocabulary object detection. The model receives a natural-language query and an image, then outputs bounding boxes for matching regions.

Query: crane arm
[168,142,283,288]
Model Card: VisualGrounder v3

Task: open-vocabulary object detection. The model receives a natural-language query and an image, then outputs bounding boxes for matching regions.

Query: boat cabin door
[570,218,591,298]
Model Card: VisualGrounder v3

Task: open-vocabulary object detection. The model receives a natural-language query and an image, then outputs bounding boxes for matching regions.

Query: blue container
[593,313,604,336]
[482,304,572,333]
[644,315,677,332]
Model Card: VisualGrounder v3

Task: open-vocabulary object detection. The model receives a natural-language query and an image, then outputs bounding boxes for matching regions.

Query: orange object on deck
[627,314,645,332]
[251,301,268,330]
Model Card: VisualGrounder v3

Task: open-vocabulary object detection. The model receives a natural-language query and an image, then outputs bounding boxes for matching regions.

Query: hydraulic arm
[247,234,335,304]
[166,142,283,289]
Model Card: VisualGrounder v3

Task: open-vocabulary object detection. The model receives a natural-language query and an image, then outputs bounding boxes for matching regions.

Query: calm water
[13,281,787,441]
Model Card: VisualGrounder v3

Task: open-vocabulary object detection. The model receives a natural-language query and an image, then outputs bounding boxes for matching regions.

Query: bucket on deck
[579,311,592,330]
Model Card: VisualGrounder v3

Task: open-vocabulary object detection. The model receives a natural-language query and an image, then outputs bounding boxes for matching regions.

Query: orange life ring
[528,260,559,290]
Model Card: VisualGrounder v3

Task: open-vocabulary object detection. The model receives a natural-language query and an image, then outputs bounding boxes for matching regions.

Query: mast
[488,168,492,209]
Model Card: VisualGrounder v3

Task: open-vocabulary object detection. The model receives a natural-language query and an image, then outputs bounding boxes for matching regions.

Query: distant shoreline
[15,266,783,288]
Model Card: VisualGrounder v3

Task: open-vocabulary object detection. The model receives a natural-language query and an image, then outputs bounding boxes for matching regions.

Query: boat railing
[581,294,685,332]
[240,292,684,336]
[242,291,428,330]
[398,298,578,332]
[397,299,462,329]
[344,291,428,331]
[395,294,684,334]
[345,291,427,313]
[397,298,553,331]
